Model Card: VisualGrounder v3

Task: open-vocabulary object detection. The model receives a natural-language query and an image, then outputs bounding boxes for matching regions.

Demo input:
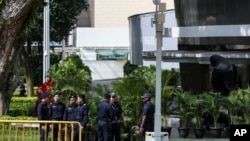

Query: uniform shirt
[140,101,155,124]
[112,102,123,122]
[75,103,89,127]
[49,101,66,120]
[63,104,77,121]
[97,100,114,121]
[37,102,49,125]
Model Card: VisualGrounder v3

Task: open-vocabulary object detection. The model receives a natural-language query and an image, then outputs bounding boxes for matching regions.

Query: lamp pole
[152,1,166,141]
[43,0,50,82]
[62,38,65,60]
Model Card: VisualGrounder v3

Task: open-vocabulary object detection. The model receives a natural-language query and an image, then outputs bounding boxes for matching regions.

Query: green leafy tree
[22,0,88,96]
[28,53,60,86]
[28,0,88,43]
[49,55,91,101]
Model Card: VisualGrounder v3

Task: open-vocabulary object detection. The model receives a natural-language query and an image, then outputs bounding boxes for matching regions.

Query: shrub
[8,97,37,117]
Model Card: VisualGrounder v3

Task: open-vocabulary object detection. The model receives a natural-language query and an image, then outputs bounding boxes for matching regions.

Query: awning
[114,50,129,57]
[98,51,114,57]
[142,51,250,64]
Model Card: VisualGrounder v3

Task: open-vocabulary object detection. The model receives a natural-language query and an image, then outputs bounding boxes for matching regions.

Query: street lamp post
[43,0,50,82]
[62,38,65,60]
[152,1,166,141]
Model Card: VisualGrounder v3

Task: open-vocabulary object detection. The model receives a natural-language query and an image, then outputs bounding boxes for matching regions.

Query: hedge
[8,97,37,117]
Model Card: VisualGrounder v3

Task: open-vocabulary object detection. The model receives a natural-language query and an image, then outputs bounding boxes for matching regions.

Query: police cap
[77,94,85,100]
[68,95,76,100]
[40,92,48,99]
[110,92,117,98]
[104,93,111,99]
[54,91,60,97]
[141,93,151,98]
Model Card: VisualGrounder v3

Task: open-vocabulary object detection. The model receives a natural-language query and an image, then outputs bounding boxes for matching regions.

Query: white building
[66,0,177,80]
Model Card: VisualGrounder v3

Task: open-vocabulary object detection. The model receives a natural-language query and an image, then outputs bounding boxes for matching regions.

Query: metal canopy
[144,24,250,64]
[164,24,250,38]
[143,50,250,64]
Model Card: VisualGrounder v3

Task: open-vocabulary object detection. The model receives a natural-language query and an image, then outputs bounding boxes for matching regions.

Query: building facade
[130,0,250,93]
[67,0,175,80]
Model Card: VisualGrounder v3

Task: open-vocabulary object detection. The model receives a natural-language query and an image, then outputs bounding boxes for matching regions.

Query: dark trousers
[98,120,111,141]
[40,125,49,141]
[52,123,65,141]
[75,125,85,141]
[141,123,154,141]
[67,124,84,141]
[51,119,64,141]
[52,124,58,141]
[111,123,121,141]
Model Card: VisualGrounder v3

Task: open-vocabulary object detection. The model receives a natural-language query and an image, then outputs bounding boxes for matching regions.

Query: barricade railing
[0,120,83,141]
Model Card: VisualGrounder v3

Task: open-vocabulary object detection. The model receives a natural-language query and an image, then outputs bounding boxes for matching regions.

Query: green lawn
[0,127,40,141]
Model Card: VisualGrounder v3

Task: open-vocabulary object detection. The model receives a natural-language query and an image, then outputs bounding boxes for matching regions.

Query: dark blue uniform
[49,101,66,141]
[75,103,89,141]
[37,102,49,141]
[63,104,78,141]
[111,102,123,141]
[97,100,114,141]
[76,103,89,128]
[140,101,155,141]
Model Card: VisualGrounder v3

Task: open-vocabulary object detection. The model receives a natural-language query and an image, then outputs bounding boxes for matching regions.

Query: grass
[0,127,40,141]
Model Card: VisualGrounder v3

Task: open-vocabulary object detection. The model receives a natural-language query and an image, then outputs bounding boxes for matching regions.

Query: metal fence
[0,120,83,141]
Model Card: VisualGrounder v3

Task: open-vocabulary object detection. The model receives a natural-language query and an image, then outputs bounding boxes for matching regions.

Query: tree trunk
[0,45,21,115]
[0,0,38,115]
[20,48,34,97]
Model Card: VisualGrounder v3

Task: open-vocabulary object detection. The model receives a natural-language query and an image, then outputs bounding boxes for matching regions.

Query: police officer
[110,92,126,141]
[49,92,66,141]
[97,93,114,141]
[63,95,78,141]
[37,92,49,141]
[139,93,155,141]
[75,94,89,141]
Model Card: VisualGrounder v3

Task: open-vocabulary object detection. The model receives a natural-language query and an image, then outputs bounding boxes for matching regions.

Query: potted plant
[233,88,250,124]
[190,95,206,138]
[160,69,180,138]
[202,92,224,138]
[161,85,175,137]
[223,88,250,126]
[221,90,242,138]
[173,90,193,138]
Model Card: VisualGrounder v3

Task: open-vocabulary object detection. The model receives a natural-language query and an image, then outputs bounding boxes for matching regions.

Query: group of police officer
[96,92,154,141]
[37,92,89,141]
[37,91,154,141]
[96,92,127,141]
